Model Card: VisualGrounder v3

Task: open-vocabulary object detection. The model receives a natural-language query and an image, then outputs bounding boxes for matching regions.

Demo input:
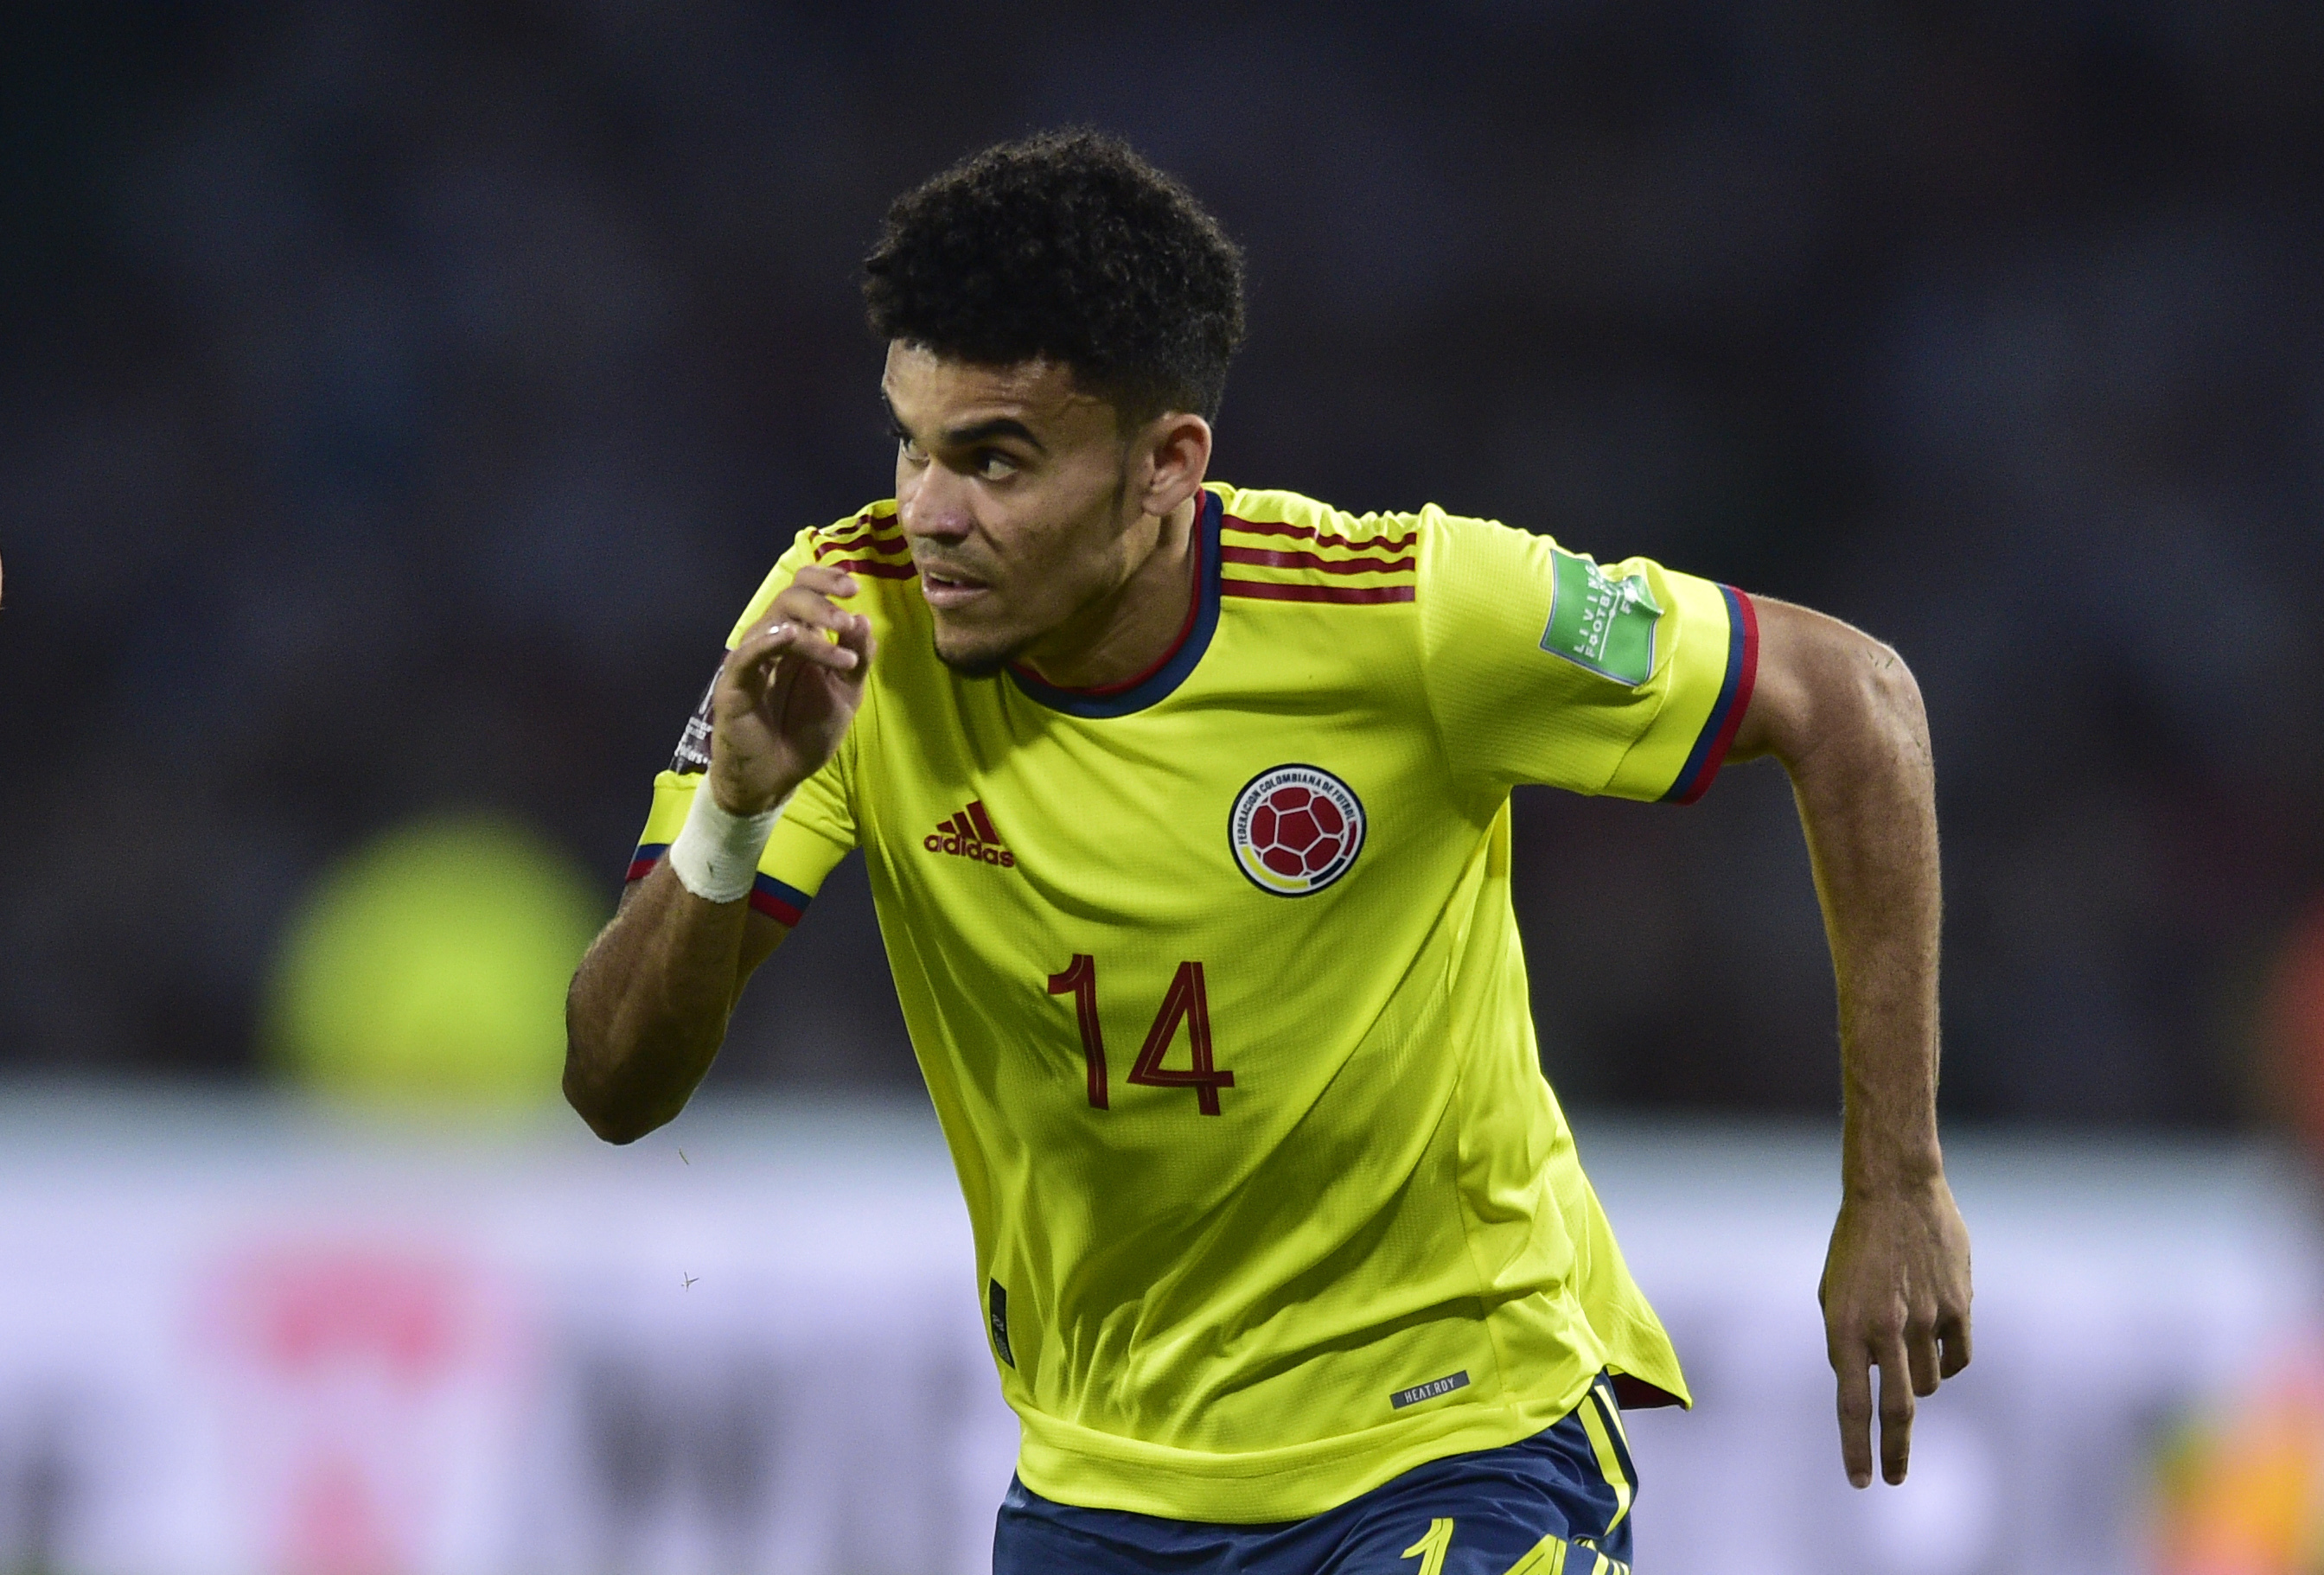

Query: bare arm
[1727,596,1972,1489]
[563,864,788,1143]
[564,565,873,1144]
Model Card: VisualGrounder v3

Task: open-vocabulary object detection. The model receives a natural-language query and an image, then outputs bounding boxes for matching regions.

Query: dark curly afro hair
[863,130,1247,427]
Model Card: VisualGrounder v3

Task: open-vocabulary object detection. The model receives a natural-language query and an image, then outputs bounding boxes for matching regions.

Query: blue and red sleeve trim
[624,844,812,926]
[1660,586,1759,806]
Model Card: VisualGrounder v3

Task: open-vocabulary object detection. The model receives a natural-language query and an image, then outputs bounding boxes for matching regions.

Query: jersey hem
[1010,1366,1599,1523]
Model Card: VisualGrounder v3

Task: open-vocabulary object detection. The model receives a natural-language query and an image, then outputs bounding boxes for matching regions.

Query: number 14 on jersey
[1046,955,1236,1114]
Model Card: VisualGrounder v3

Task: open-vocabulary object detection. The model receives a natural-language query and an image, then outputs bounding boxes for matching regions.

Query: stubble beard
[929,627,1023,681]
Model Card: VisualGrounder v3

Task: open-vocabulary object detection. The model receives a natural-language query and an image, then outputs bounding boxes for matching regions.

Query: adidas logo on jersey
[924,800,1015,868]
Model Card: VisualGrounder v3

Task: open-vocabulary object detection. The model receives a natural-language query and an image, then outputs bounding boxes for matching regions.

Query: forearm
[1734,600,1943,1189]
[564,861,753,1143]
[1783,643,1942,1191]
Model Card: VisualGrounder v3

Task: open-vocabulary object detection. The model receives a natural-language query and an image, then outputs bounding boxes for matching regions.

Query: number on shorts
[1401,1518,1453,1575]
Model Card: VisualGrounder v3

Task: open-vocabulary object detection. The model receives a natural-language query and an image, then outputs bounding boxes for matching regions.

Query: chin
[929,625,1024,680]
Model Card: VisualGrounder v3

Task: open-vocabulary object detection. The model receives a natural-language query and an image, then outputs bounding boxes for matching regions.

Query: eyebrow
[944,417,1044,451]
[883,392,1047,455]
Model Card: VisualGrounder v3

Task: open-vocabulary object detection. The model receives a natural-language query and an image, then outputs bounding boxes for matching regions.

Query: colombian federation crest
[1230,765,1366,896]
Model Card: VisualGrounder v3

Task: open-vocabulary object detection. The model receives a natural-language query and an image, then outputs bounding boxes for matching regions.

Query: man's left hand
[1818,1176,1972,1488]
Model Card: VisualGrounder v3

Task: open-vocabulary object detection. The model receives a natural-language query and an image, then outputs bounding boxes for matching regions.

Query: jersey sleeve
[1416,507,1759,802]
[623,525,859,927]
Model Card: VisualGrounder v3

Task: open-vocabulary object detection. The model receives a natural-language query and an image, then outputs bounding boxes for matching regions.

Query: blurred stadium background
[2,1,2321,1570]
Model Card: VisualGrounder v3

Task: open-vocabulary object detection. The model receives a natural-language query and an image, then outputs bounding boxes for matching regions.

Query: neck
[1017,494,1203,691]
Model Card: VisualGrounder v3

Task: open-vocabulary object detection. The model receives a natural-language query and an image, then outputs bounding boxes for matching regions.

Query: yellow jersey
[628,483,1757,1521]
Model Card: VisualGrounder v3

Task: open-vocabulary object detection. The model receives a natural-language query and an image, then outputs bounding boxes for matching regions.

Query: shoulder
[1210,485,1421,607]
[801,500,909,578]
[723,501,922,647]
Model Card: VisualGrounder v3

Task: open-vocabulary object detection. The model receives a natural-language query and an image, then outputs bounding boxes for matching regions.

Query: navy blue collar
[1006,490,1223,719]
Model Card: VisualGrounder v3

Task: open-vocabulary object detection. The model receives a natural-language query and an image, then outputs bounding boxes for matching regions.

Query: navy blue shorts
[993,1374,1639,1575]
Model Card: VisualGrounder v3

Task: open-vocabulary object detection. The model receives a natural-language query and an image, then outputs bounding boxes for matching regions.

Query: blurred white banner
[0,1094,2311,1575]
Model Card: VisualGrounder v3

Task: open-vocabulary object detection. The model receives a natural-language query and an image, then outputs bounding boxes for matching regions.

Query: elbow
[562,1053,640,1145]
[1800,633,1932,794]
[1742,600,1932,781]
[563,1062,664,1145]
[1859,638,1930,752]
[562,1002,666,1146]
[558,915,723,1146]
[1732,599,1931,771]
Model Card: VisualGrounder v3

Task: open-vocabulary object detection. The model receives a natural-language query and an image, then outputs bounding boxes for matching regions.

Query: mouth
[917,565,993,611]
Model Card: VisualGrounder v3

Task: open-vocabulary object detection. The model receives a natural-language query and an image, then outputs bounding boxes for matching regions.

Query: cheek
[974,463,1129,614]
[996,523,1100,613]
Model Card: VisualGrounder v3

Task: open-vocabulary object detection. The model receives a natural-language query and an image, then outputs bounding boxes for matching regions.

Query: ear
[1131,412,1213,520]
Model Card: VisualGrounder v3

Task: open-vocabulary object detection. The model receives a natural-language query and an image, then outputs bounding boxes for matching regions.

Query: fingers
[1938,1305,1972,1380]
[829,595,878,685]
[1876,1338,1916,1485]
[768,570,863,653]
[727,571,868,685]
[782,564,865,622]
[1820,1184,1973,1490]
[1834,1348,1875,1490]
[1906,1310,1940,1398]
[1833,1299,1967,1490]
[740,615,861,674]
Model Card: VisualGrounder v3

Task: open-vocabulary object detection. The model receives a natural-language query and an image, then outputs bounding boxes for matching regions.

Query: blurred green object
[266,817,606,1105]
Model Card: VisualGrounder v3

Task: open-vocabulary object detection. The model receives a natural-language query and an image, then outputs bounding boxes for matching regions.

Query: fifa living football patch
[1539,551,1662,685]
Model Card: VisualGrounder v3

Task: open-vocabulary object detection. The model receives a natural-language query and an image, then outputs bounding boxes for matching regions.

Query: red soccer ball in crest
[1247,784,1348,879]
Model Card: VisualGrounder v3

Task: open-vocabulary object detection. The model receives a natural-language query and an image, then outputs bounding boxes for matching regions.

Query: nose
[898,463,974,543]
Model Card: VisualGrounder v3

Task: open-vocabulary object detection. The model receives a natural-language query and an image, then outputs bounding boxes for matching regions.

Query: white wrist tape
[667,787,785,904]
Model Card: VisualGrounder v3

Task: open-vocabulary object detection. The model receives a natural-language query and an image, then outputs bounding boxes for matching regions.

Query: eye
[892,427,927,464]
[972,449,1019,480]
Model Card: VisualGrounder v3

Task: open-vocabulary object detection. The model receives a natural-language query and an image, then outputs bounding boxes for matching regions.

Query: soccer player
[565,131,1971,1572]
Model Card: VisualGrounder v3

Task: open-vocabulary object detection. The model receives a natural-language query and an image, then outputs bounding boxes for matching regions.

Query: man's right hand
[709,565,877,815]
